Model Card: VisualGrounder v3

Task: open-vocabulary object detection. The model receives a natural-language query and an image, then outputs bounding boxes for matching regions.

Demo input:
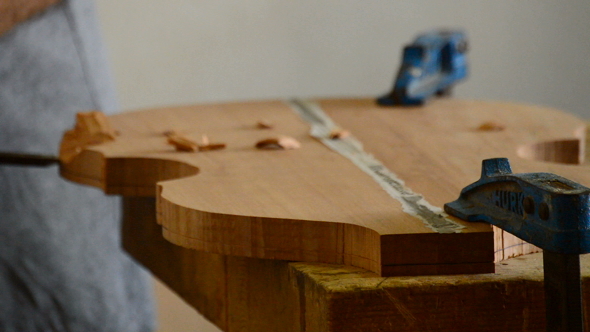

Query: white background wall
[96,1,590,118]
[94,1,590,331]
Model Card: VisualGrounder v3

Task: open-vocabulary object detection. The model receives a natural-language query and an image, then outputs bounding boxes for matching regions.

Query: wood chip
[167,133,227,152]
[255,136,301,150]
[59,111,118,163]
[198,135,226,151]
[201,134,210,146]
[478,122,505,132]
[198,143,227,151]
[163,130,177,137]
[256,120,273,129]
[329,129,350,139]
[167,134,198,152]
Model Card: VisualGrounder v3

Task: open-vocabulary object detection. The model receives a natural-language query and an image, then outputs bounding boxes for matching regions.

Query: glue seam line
[287,99,465,234]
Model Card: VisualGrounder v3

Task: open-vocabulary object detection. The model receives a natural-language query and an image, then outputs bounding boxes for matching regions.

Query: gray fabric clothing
[0,1,155,331]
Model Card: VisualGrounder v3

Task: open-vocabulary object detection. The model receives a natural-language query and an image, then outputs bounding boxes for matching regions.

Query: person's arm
[0,0,61,36]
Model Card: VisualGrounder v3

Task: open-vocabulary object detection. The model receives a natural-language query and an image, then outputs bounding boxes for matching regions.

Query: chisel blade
[0,152,59,167]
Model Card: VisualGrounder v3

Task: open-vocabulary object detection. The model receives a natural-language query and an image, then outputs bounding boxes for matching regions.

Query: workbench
[60,98,590,331]
[122,196,590,332]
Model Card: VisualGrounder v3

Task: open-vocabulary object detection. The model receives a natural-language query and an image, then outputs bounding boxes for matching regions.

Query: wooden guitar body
[60,98,588,276]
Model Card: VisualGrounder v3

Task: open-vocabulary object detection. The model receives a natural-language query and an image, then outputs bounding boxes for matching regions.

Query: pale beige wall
[96,1,590,117]
[94,1,590,331]
[153,279,220,332]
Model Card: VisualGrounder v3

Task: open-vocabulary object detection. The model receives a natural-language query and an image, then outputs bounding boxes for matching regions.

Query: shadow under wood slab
[62,98,589,276]
[123,197,590,332]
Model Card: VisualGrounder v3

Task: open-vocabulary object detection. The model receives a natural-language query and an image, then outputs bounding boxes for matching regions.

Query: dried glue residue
[288,99,464,234]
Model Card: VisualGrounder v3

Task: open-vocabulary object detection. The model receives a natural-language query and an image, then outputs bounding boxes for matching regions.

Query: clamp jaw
[445,158,590,254]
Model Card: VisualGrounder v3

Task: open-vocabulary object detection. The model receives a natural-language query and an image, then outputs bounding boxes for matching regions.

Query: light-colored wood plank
[63,98,588,276]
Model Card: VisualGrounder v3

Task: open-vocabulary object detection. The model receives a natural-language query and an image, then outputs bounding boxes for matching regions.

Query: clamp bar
[544,251,584,332]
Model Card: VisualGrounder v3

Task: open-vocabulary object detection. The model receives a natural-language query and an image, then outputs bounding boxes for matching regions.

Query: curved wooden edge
[60,149,200,197]
[103,157,199,196]
[157,191,382,273]
[60,149,107,190]
[157,186,495,276]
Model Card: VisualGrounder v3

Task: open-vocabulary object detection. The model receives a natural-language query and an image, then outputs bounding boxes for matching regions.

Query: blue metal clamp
[444,158,590,254]
[377,29,469,106]
[445,158,590,331]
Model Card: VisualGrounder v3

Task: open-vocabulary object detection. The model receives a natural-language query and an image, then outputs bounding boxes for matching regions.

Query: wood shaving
[167,134,198,152]
[167,133,226,152]
[478,122,505,132]
[329,129,350,139]
[255,136,301,150]
[198,143,226,151]
[201,134,210,146]
[59,111,118,163]
[163,130,177,137]
[198,135,226,151]
[256,120,273,129]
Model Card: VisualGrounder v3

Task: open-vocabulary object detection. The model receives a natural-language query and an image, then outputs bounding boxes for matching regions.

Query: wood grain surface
[61,98,589,276]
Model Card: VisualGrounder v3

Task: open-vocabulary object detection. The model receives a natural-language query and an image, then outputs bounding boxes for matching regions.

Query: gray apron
[0,1,155,331]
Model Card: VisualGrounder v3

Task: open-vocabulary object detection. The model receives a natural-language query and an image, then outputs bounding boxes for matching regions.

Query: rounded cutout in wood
[517,139,583,165]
